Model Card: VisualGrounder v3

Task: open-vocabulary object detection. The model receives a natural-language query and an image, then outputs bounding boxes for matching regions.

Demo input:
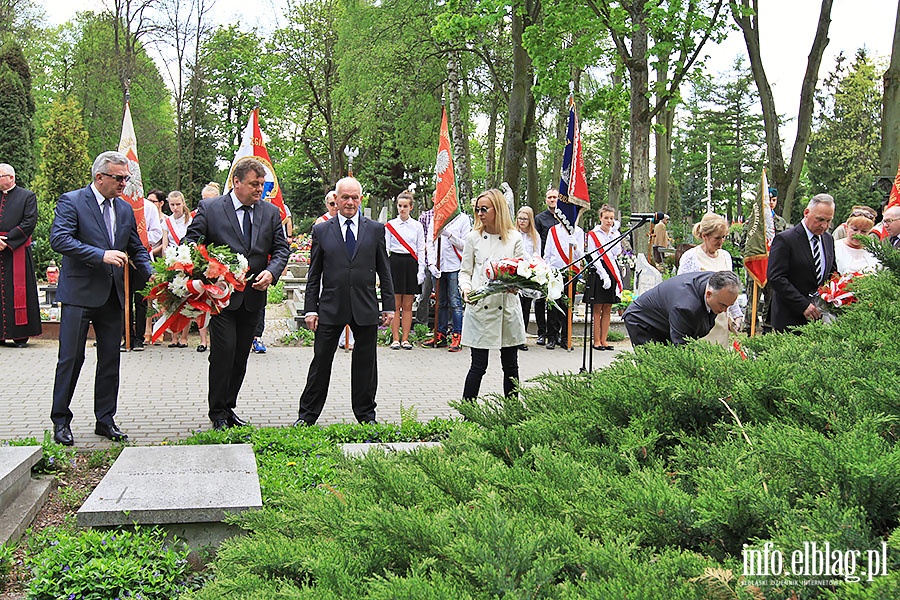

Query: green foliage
[26,525,190,599]
[0,542,12,591]
[3,431,76,474]
[281,327,315,346]
[0,41,35,185]
[180,251,900,598]
[266,279,285,304]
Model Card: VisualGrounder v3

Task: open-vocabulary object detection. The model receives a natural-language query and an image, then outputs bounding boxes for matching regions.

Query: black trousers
[463,346,519,400]
[51,288,122,427]
[296,320,378,424]
[207,306,258,421]
[547,283,573,343]
[519,296,546,336]
[124,265,147,343]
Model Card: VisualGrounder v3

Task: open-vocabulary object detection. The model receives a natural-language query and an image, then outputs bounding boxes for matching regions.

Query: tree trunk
[881,0,900,177]
[608,70,624,213]
[734,0,833,220]
[525,85,538,210]
[502,0,534,201]
[653,59,674,214]
[626,10,651,213]
[447,52,472,204]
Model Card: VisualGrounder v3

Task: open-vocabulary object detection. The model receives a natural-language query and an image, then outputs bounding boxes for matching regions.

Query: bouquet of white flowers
[466,257,566,311]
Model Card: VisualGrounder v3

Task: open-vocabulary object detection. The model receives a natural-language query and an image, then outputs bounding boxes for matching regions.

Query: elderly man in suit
[767,193,837,332]
[184,158,290,429]
[0,163,42,347]
[623,270,740,346]
[49,151,153,445]
[294,176,395,426]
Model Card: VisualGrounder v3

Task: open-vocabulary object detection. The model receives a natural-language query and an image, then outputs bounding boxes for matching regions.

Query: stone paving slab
[0,318,625,448]
[341,442,443,458]
[77,444,261,527]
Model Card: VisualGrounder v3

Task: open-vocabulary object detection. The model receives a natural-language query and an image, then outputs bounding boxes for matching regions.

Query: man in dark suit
[184,158,289,429]
[623,270,740,346]
[532,188,560,345]
[0,163,42,347]
[295,176,395,425]
[767,193,836,332]
[49,151,153,445]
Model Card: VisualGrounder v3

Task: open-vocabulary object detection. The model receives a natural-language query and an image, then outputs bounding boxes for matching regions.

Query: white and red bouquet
[814,271,864,323]
[467,257,566,311]
[143,242,249,341]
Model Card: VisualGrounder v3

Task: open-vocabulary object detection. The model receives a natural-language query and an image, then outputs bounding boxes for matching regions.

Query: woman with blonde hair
[677,212,743,346]
[515,206,540,350]
[834,213,880,274]
[459,189,526,400]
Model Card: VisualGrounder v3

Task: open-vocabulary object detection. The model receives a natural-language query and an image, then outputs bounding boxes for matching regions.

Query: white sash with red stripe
[385,222,418,262]
[588,230,623,294]
[550,226,580,273]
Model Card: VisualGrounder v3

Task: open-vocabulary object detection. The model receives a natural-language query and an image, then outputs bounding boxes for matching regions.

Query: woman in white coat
[459,189,526,400]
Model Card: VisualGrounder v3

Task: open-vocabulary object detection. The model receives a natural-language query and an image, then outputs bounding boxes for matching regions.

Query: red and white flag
[432,106,459,236]
[224,108,287,223]
[118,101,150,249]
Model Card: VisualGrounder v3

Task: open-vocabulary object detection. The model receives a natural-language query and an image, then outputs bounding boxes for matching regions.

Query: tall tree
[732,0,834,221]
[881,0,900,177]
[0,41,35,184]
[808,49,883,219]
[585,0,727,212]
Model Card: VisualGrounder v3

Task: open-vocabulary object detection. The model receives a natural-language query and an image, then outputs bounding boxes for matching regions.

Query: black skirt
[584,261,620,305]
[390,253,420,294]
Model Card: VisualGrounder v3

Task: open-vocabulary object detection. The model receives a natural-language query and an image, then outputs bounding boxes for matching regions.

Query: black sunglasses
[101,172,131,183]
[474,206,492,214]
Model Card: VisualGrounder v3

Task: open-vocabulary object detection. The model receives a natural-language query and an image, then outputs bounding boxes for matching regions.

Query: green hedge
[181,242,900,599]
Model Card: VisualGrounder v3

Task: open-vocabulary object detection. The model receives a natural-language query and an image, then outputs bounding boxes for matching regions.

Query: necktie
[892,235,900,249]
[240,205,252,248]
[812,235,822,283]
[102,199,114,245]
[345,219,356,258]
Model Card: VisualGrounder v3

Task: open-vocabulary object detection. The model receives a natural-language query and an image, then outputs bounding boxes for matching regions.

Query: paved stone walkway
[0,323,626,449]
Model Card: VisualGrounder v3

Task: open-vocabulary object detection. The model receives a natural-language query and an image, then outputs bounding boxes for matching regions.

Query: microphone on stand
[627,212,666,223]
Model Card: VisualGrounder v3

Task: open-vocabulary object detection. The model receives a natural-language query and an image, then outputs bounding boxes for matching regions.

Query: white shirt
[231,192,254,237]
[428,212,471,272]
[90,183,115,238]
[339,213,359,241]
[543,223,584,269]
[144,199,162,245]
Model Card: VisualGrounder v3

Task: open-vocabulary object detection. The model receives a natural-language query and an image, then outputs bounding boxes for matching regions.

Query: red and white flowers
[143,242,249,342]
[468,257,566,310]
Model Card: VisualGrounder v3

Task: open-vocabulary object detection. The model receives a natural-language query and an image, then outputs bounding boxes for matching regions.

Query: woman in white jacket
[459,189,526,400]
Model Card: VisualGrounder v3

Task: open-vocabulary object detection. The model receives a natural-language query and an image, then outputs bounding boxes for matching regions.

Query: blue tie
[345,219,356,258]
[240,205,252,249]
[102,199,114,245]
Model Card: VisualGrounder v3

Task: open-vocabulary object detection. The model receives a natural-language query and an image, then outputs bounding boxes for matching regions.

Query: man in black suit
[0,163,42,347]
[49,151,153,445]
[767,193,836,332]
[184,158,290,429]
[295,176,395,426]
[532,188,560,345]
[623,270,740,346]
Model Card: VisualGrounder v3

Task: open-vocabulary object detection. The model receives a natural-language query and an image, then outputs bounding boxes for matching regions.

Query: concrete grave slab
[0,446,42,511]
[341,442,443,458]
[77,444,261,551]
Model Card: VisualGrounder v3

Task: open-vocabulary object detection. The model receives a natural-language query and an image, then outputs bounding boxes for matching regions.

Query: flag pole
[343,146,359,352]
[750,279,759,337]
[566,245,573,351]
[433,239,442,339]
[124,264,131,351]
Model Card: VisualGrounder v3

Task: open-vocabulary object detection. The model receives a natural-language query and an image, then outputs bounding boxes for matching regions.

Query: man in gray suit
[295,176,394,426]
[623,271,740,346]
[184,158,289,429]
[49,151,153,445]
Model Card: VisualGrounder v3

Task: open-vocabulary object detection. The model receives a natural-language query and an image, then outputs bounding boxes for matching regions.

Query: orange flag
[432,106,459,236]
[888,160,900,209]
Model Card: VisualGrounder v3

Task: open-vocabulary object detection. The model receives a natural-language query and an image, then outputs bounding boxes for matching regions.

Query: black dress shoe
[212,419,229,430]
[132,339,144,351]
[519,344,528,351]
[546,340,556,350]
[95,422,128,442]
[536,336,546,346]
[227,412,248,427]
[292,418,312,427]
[12,338,27,348]
[54,424,74,446]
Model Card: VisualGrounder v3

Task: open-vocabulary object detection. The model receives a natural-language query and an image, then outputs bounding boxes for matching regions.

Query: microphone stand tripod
[559,217,654,374]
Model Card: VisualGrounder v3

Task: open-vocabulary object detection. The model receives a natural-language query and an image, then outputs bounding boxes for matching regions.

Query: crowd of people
[1,151,896,442]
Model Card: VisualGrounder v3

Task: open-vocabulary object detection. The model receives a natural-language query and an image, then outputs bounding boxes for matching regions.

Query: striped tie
[812,235,822,283]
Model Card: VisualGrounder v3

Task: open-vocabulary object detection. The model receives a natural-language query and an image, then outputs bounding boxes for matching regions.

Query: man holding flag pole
[554,86,590,351]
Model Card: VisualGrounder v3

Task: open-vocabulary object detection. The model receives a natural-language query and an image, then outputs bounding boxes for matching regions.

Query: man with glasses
[49,151,154,445]
[882,205,900,248]
[0,163,42,348]
[767,193,837,332]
